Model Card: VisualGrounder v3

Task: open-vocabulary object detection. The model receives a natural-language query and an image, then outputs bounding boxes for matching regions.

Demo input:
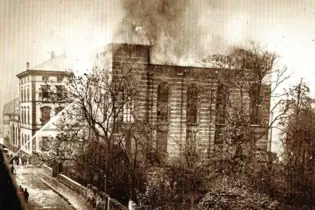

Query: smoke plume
[113,0,252,66]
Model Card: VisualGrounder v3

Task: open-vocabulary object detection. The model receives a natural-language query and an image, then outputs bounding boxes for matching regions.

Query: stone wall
[59,173,87,197]
[86,184,128,210]
[107,43,272,161]
[57,172,127,210]
[42,165,128,209]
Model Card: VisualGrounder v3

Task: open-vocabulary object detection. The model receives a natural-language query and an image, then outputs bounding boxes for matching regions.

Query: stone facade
[94,43,271,160]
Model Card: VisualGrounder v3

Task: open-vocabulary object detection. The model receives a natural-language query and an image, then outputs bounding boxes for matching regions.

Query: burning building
[93,35,271,161]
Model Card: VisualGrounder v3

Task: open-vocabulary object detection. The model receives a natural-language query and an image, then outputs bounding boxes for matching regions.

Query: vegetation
[34,41,315,209]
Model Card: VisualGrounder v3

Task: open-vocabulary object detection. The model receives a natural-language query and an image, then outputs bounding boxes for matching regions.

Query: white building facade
[16,52,71,154]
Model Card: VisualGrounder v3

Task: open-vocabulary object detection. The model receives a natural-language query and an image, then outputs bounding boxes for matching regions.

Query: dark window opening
[57,76,63,82]
[56,85,66,100]
[157,130,168,160]
[157,82,169,124]
[55,107,64,115]
[187,84,198,125]
[249,84,262,125]
[215,83,229,145]
[27,108,30,124]
[27,89,30,101]
[42,76,49,81]
[40,106,51,125]
[41,85,51,100]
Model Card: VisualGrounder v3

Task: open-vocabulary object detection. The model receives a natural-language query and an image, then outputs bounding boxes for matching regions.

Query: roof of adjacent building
[31,54,74,71]
[3,97,19,115]
[16,53,74,78]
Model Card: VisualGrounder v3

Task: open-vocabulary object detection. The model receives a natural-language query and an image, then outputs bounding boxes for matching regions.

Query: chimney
[26,62,30,70]
[51,51,55,59]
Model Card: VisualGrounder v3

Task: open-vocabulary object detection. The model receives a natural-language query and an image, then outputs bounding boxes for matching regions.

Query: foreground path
[15,166,75,210]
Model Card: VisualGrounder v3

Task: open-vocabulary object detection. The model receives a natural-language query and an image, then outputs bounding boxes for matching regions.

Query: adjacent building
[16,52,70,154]
[2,97,19,149]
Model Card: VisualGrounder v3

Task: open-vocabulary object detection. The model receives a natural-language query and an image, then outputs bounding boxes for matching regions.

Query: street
[15,166,75,210]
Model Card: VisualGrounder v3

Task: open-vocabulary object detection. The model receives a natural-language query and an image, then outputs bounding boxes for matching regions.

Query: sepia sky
[1,0,315,151]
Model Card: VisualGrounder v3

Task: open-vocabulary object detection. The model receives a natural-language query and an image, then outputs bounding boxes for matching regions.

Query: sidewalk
[36,169,90,210]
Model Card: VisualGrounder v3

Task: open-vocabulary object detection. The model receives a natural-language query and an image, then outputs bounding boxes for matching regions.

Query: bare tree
[203,41,290,174]
[35,60,155,205]
[279,80,315,200]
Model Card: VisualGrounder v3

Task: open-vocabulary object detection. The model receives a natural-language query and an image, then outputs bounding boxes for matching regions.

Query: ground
[15,165,75,210]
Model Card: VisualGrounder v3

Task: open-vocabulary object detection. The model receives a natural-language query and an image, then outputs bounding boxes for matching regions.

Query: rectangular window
[57,76,63,82]
[41,85,50,100]
[42,76,49,81]
[123,100,134,123]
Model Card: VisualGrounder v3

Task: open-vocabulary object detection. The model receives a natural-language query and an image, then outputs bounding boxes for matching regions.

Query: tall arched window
[41,106,51,125]
[21,108,23,123]
[187,84,198,124]
[21,89,23,102]
[22,107,25,123]
[156,82,169,159]
[15,127,18,146]
[28,135,30,150]
[27,88,30,101]
[157,82,169,124]
[27,107,30,124]
[215,83,229,145]
[249,84,261,125]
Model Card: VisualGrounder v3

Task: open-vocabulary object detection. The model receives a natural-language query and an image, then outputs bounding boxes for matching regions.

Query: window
[157,130,168,159]
[56,85,66,100]
[40,106,51,125]
[42,76,49,81]
[55,107,64,115]
[21,89,23,102]
[27,88,30,101]
[157,82,169,124]
[27,107,30,124]
[187,84,198,124]
[24,89,26,102]
[28,135,30,150]
[21,108,23,123]
[22,108,26,123]
[123,99,134,123]
[57,76,63,82]
[186,129,197,151]
[215,83,229,145]
[215,83,229,125]
[41,85,50,100]
[249,84,262,125]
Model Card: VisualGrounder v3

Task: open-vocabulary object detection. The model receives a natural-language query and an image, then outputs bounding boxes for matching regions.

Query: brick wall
[101,43,271,161]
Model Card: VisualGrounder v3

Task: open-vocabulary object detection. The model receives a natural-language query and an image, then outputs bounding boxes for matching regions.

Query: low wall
[43,164,52,175]
[86,184,128,210]
[58,173,128,210]
[59,173,87,197]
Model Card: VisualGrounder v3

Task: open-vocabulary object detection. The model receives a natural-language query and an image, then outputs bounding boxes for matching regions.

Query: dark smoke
[114,0,251,66]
